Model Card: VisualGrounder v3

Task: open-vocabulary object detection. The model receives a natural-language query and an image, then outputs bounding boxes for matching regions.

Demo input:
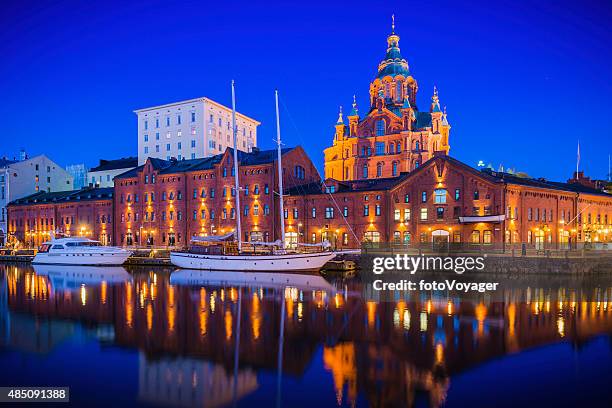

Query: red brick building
[6,187,114,248]
[113,146,319,248]
[287,153,612,249]
[7,151,611,250]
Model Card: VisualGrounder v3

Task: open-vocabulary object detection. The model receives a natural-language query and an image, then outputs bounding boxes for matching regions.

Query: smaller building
[7,186,114,248]
[1,154,73,246]
[87,157,138,188]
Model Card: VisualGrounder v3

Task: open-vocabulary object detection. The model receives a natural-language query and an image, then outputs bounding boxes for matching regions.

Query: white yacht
[33,237,131,266]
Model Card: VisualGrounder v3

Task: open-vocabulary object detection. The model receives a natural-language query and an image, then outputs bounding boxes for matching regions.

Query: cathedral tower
[324,17,451,181]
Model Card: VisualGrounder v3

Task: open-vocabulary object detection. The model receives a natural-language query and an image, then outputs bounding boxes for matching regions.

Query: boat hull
[32,251,131,266]
[170,251,337,271]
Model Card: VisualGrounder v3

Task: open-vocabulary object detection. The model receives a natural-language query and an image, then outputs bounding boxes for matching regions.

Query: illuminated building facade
[324,22,450,181]
[113,146,319,247]
[6,187,114,247]
[288,153,612,248]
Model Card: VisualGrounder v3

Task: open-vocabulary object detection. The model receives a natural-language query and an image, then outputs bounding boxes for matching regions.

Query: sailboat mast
[231,80,242,252]
[275,90,286,249]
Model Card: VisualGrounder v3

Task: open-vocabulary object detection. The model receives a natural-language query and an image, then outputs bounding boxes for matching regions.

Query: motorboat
[32,237,131,265]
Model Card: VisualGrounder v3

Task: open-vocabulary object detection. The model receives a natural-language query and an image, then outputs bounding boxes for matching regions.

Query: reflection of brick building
[6,187,114,247]
[4,267,612,407]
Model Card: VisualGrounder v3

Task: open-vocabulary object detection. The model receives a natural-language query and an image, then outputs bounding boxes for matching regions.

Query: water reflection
[1,264,611,407]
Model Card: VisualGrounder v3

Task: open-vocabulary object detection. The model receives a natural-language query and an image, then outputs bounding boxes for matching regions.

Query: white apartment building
[0,155,73,245]
[135,97,260,165]
[87,157,138,188]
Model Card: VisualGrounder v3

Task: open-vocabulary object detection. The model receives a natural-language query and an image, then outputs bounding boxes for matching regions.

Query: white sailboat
[170,83,337,271]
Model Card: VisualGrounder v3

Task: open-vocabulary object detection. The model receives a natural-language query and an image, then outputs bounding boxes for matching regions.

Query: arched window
[396,81,402,100]
[415,160,420,168]
[363,165,369,179]
[392,161,398,176]
[294,165,305,179]
[396,142,401,154]
[376,163,383,177]
[375,120,385,136]
[415,141,420,151]
[389,143,394,154]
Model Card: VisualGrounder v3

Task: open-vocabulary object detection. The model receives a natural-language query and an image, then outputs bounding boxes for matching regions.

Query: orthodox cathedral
[324,19,451,181]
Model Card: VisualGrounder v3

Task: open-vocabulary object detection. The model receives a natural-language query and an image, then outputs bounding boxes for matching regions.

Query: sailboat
[169,83,338,271]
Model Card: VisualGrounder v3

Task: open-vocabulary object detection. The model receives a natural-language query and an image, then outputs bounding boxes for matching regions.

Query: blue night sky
[1,0,611,182]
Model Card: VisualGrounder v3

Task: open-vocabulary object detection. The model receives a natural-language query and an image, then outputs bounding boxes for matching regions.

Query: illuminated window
[434,189,447,204]
[471,231,480,243]
[420,208,428,220]
[404,209,411,222]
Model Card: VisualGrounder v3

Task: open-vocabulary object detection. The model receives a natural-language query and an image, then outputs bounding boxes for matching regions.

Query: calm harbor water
[0,263,611,407]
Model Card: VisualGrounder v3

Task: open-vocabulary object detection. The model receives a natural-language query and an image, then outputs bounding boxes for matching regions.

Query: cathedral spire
[441,106,450,126]
[336,105,344,124]
[350,95,359,116]
[391,14,395,35]
[431,85,441,113]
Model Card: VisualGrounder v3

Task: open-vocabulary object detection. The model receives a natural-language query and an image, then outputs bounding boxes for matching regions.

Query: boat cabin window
[51,245,65,250]
[38,244,51,253]
[65,241,101,247]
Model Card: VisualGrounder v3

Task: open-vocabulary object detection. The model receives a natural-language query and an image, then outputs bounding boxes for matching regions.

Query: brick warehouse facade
[112,146,319,248]
[6,187,114,248]
[6,151,612,250]
[288,153,612,249]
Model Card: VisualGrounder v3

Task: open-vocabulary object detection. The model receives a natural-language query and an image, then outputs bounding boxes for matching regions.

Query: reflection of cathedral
[324,19,450,181]
[138,354,258,408]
